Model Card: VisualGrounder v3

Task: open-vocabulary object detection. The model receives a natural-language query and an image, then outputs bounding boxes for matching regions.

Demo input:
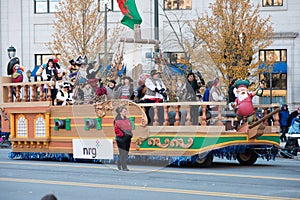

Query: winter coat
[279,108,289,127]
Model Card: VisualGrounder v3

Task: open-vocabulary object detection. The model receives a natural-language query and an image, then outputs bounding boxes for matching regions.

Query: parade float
[0,50,281,167]
[0,15,281,167]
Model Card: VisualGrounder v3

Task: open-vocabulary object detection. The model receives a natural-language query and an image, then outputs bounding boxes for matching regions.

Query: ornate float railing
[138,101,280,128]
[1,79,54,103]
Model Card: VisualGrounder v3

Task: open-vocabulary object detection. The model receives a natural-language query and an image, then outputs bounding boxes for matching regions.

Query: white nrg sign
[73,139,113,159]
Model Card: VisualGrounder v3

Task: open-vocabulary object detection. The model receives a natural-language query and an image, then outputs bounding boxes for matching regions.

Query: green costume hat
[235,79,250,88]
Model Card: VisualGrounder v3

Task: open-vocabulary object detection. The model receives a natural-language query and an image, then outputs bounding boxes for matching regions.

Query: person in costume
[7,57,24,83]
[42,58,59,105]
[231,79,263,124]
[12,64,24,83]
[67,59,79,83]
[115,76,136,100]
[114,106,133,171]
[56,82,74,106]
[105,79,117,100]
[143,70,167,125]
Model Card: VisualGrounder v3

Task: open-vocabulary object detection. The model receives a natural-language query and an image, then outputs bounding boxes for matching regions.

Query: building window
[259,49,287,104]
[164,0,192,10]
[259,49,287,90]
[17,116,27,137]
[34,0,60,13]
[262,0,283,7]
[164,52,186,64]
[35,54,61,66]
[259,49,287,62]
[35,116,46,137]
[98,0,120,12]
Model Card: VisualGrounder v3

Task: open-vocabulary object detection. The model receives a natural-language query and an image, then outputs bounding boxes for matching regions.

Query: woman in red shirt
[114,106,133,171]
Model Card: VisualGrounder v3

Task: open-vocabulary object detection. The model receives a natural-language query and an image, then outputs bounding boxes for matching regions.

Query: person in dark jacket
[185,72,202,125]
[287,106,300,128]
[279,104,289,142]
[114,106,132,171]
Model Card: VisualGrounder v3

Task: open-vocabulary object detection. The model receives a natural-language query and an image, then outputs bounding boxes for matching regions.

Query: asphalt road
[0,149,299,200]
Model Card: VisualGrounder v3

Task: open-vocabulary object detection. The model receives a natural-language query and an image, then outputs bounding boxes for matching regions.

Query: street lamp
[268,65,274,104]
[7,46,16,59]
[26,70,32,82]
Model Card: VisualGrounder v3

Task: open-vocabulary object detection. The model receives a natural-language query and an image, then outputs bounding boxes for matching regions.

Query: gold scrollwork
[94,101,114,118]
[147,137,193,149]
[135,137,147,151]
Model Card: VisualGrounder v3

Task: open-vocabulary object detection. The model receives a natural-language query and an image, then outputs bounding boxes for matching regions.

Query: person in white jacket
[143,70,167,125]
[56,82,74,106]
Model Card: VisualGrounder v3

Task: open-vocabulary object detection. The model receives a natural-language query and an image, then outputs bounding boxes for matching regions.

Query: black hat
[187,72,195,78]
[109,80,117,85]
[7,57,20,75]
[75,55,88,66]
[62,82,70,88]
[69,59,75,65]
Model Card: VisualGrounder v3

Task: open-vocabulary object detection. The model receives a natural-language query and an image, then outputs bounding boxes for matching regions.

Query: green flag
[117,0,142,29]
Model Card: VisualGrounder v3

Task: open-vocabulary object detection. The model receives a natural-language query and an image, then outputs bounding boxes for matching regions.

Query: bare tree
[160,5,220,81]
[47,0,123,66]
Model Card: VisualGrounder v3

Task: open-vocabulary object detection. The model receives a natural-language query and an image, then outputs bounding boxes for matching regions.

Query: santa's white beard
[237,92,248,102]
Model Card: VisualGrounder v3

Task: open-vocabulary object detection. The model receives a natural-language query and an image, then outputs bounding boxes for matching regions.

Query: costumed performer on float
[231,79,264,125]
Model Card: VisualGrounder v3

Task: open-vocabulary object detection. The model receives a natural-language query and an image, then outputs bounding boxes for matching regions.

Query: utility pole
[104,3,108,58]
[154,0,159,52]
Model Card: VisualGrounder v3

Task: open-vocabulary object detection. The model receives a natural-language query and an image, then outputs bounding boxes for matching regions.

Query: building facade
[0,0,299,108]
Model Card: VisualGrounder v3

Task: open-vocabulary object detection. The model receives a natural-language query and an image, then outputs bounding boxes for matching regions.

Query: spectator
[279,104,289,142]
[287,106,300,128]
[288,114,300,134]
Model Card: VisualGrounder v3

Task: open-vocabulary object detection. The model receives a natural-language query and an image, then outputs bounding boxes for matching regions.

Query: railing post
[15,86,21,102]
[23,85,29,102]
[39,84,45,101]
[47,85,52,101]
[273,106,280,126]
[253,107,257,122]
[153,106,159,126]
[263,107,268,126]
[185,105,192,126]
[201,105,207,126]
[216,105,223,125]
[32,85,37,101]
[8,86,13,102]
[174,106,180,126]
[163,106,170,126]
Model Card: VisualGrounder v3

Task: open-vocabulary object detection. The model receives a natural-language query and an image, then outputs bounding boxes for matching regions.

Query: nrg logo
[82,140,100,158]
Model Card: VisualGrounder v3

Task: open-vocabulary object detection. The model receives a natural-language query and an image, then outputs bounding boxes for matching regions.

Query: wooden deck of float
[2,100,280,157]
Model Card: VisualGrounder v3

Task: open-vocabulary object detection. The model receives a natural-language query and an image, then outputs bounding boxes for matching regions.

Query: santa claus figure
[232,79,263,124]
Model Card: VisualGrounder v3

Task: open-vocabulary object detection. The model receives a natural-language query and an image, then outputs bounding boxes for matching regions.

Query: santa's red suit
[235,93,254,117]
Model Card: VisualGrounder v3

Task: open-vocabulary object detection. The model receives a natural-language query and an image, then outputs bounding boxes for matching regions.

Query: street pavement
[0,148,299,200]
